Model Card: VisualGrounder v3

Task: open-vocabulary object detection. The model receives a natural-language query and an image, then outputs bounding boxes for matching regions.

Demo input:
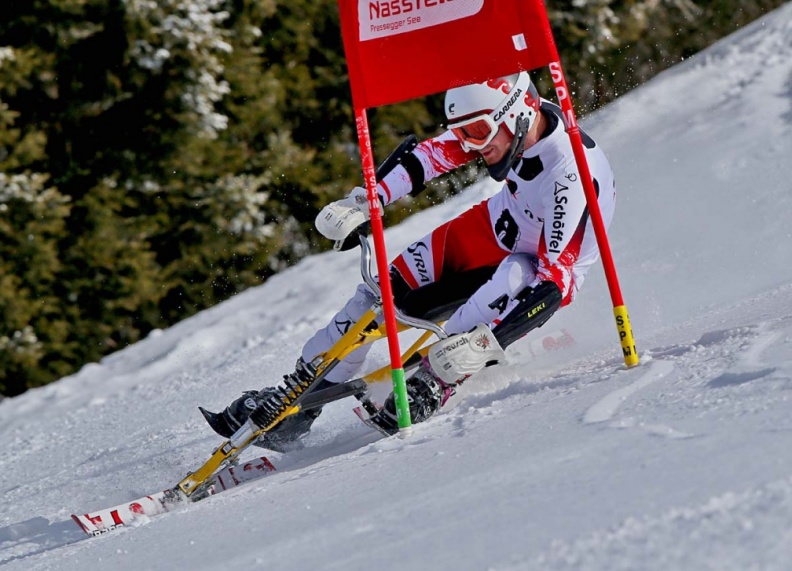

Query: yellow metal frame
[176,307,441,497]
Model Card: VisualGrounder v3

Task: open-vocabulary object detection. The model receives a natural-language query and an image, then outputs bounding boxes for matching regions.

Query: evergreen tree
[0,0,786,395]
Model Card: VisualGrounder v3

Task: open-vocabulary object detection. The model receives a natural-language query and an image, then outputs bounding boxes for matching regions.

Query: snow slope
[2,5,792,570]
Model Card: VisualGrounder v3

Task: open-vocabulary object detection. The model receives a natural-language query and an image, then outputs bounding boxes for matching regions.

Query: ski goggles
[448,113,500,151]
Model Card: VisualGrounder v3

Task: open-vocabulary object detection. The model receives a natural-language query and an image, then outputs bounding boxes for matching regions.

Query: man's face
[478,125,512,165]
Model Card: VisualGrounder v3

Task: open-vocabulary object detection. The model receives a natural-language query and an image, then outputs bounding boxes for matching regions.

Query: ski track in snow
[524,475,792,571]
[582,360,676,425]
[1,289,791,569]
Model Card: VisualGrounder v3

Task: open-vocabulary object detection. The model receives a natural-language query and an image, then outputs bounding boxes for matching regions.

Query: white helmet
[445,72,540,180]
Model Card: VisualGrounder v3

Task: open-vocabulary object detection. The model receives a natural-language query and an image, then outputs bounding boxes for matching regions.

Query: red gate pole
[539,38,639,367]
[354,108,413,431]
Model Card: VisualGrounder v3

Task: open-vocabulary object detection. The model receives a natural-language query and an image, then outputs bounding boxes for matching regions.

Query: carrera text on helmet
[493,88,523,122]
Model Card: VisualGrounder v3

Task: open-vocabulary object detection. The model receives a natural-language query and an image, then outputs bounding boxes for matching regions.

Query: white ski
[71,456,275,537]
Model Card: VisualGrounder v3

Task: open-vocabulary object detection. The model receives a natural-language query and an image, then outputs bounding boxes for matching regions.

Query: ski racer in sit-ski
[203,71,617,447]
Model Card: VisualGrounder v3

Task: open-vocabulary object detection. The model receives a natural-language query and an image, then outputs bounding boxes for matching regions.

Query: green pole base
[391,368,412,430]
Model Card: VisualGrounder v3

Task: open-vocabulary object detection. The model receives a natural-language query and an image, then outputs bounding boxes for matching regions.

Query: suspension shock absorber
[248,359,318,430]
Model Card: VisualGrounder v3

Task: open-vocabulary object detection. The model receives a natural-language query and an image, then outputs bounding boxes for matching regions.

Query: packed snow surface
[2,5,792,570]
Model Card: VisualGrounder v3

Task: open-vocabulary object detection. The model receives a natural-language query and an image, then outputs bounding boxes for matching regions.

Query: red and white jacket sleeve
[376,131,478,206]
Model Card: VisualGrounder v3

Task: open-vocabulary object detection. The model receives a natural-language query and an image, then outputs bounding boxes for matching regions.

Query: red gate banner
[338,0,557,108]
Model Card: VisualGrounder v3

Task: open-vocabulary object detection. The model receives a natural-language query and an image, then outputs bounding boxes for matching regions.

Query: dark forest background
[0,0,785,395]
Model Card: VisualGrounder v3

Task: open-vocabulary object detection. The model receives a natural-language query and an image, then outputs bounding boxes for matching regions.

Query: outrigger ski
[70,137,452,538]
[69,225,460,538]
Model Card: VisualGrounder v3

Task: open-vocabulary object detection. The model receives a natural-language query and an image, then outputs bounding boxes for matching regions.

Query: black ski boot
[200,362,333,452]
[369,363,457,435]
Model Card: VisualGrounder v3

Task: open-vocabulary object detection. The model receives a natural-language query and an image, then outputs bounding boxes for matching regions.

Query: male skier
[204,71,616,446]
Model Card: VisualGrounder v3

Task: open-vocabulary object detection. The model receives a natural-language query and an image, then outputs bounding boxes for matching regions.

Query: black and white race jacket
[377,101,616,306]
